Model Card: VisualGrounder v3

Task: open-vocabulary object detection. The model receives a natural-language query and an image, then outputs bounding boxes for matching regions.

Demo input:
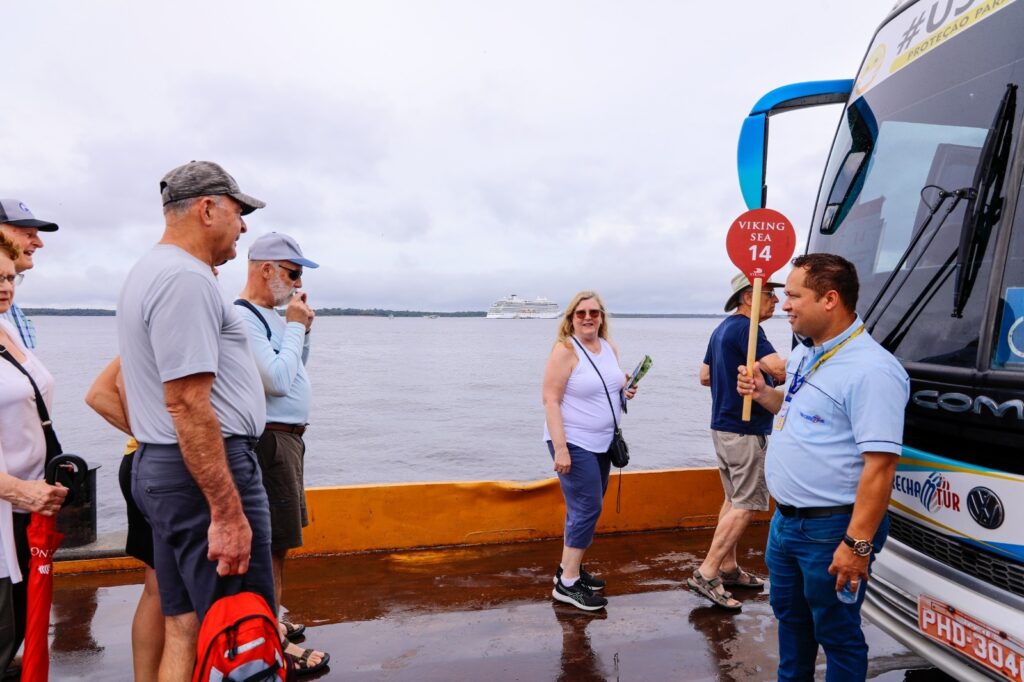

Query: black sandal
[288,647,330,676]
[687,570,742,610]
[280,619,306,642]
[719,566,765,589]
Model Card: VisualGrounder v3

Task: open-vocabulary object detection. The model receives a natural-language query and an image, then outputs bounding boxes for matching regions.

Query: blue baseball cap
[248,232,319,268]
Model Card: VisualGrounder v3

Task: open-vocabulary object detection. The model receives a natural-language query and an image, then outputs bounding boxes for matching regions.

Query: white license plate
[918,595,1024,681]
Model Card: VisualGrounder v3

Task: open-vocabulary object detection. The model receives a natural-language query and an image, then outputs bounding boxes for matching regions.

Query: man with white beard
[235,232,329,675]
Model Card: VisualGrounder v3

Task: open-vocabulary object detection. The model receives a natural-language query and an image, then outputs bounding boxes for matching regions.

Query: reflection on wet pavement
[50,525,952,680]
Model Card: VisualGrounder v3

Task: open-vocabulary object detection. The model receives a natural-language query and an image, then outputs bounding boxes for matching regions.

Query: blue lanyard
[787,325,865,398]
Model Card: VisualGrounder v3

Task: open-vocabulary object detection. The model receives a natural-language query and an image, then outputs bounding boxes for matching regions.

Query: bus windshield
[808,0,1024,368]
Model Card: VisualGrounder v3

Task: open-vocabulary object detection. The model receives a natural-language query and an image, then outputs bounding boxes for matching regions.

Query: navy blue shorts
[548,441,611,549]
[132,437,275,621]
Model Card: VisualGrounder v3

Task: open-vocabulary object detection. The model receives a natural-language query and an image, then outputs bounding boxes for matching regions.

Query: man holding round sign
[685,208,796,610]
[689,273,786,610]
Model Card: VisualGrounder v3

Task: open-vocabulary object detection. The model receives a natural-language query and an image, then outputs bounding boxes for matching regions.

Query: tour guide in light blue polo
[738,253,909,681]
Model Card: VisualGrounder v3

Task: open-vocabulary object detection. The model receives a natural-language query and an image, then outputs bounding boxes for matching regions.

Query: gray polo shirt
[117,244,266,445]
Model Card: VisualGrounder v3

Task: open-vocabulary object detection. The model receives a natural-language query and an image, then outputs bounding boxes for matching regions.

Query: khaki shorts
[255,429,309,552]
[710,430,769,511]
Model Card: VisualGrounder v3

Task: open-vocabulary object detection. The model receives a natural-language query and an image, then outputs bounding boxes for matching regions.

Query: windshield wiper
[863,184,969,327]
[881,249,958,352]
[952,82,1017,318]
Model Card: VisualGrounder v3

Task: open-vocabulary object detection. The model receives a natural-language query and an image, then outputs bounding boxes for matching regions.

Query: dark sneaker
[552,578,608,611]
[553,565,606,591]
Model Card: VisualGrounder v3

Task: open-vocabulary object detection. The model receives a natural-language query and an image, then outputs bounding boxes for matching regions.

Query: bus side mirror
[821,150,868,234]
[736,80,855,210]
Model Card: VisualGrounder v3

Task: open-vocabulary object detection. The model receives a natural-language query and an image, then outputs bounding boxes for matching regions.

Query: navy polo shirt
[703,314,777,435]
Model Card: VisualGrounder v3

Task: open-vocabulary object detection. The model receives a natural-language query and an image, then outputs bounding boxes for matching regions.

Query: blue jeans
[765,509,889,681]
[547,441,610,548]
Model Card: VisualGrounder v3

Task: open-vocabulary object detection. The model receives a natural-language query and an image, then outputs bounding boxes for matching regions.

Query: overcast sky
[3,1,894,313]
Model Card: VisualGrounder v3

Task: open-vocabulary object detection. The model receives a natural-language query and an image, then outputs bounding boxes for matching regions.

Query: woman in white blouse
[0,233,67,671]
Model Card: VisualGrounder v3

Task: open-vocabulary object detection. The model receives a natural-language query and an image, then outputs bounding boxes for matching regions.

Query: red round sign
[725,208,796,283]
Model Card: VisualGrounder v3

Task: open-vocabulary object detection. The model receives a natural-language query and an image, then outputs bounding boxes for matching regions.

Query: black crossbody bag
[571,337,629,468]
[0,344,90,503]
[0,344,63,462]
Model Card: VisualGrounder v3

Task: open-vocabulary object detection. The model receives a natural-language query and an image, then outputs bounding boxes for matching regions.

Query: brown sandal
[719,566,765,589]
[687,570,742,610]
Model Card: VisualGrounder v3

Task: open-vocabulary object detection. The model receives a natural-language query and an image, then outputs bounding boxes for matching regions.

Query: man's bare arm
[758,352,787,383]
[737,362,785,414]
[829,452,899,590]
[85,357,132,436]
[699,363,711,387]
[163,373,251,576]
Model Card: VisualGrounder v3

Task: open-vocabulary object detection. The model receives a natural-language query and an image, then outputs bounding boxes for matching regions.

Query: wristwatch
[843,534,873,557]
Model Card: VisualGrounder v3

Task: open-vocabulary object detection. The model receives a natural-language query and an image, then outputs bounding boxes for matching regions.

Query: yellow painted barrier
[57,468,771,574]
[297,467,767,556]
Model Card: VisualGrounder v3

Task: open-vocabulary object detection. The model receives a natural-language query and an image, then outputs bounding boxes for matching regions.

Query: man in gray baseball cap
[117,161,274,679]
[160,160,266,216]
[0,199,59,348]
[233,232,328,674]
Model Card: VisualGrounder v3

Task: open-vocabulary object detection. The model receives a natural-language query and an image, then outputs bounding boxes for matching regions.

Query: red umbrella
[21,513,63,682]
[21,454,85,682]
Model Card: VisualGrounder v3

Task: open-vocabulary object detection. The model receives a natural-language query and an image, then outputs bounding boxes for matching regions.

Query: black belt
[776,503,853,519]
[264,422,307,436]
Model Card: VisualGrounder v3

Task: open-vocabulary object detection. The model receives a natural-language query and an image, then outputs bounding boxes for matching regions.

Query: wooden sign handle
[741,277,762,422]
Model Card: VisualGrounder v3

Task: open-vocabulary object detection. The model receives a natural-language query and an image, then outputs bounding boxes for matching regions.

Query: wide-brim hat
[724,272,783,312]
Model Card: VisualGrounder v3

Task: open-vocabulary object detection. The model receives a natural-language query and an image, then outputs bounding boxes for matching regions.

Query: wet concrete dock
[49,525,952,681]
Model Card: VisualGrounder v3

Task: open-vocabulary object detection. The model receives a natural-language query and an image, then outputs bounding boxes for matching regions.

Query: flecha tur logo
[966,487,1004,529]
[892,471,961,513]
[798,411,826,425]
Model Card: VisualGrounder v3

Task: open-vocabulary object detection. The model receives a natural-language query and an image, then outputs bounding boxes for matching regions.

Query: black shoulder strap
[570,336,618,431]
[0,345,63,461]
[233,299,278,355]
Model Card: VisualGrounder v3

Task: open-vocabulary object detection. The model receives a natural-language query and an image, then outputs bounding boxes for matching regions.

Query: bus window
[809,56,1024,367]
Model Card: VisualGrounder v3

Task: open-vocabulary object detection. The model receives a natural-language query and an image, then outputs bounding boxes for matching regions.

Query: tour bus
[736,0,1024,679]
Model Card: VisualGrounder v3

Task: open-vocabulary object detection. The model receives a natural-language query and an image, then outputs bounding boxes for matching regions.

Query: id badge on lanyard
[775,358,809,432]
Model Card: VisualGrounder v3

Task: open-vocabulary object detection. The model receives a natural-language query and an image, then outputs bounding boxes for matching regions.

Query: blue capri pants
[547,441,611,548]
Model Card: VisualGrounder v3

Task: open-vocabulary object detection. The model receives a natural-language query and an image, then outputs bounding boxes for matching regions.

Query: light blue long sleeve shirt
[237,302,312,425]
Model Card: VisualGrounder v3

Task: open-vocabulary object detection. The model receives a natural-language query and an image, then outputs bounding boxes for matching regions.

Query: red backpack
[192,592,294,682]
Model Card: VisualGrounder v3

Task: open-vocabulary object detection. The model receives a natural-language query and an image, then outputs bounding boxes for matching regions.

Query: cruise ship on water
[486,294,561,319]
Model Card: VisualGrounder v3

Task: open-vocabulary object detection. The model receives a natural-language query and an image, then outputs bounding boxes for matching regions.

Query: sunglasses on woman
[574,309,602,319]
[276,264,303,281]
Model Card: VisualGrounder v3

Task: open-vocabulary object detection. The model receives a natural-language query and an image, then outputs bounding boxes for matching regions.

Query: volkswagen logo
[966,487,1004,530]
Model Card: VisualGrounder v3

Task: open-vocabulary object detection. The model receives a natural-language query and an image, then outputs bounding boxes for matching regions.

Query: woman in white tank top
[541,291,637,611]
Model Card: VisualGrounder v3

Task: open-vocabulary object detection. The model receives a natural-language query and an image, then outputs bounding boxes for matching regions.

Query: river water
[30,315,793,534]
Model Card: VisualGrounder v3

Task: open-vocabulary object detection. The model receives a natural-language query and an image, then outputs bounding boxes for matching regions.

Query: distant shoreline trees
[21,307,729,318]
